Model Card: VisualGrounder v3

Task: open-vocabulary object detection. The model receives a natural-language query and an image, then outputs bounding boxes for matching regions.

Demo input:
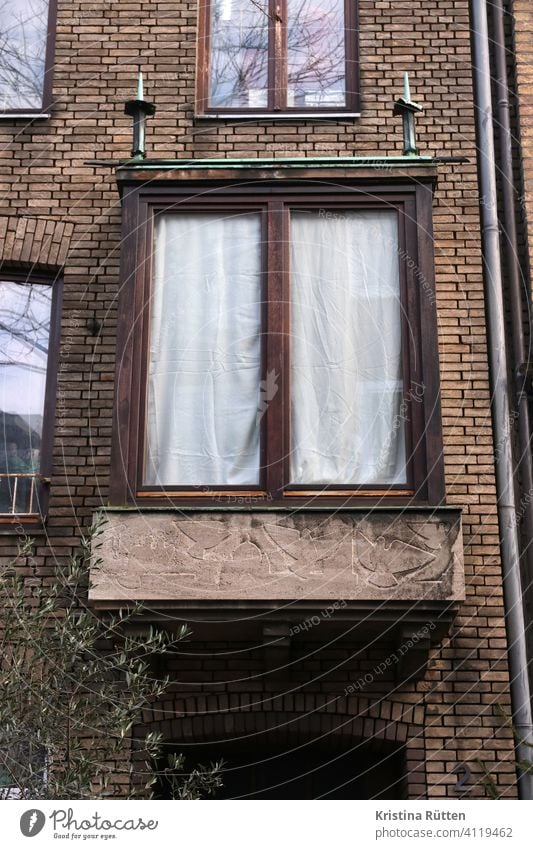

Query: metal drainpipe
[470,0,533,799]
[491,0,533,609]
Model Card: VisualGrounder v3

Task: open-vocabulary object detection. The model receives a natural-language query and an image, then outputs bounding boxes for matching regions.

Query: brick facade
[0,0,526,798]
[512,0,533,291]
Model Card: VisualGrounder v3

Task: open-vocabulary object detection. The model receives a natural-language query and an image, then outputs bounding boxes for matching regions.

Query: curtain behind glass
[290,209,406,485]
[145,212,262,487]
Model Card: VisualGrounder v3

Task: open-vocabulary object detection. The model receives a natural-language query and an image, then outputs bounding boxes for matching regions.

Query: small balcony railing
[0,473,44,516]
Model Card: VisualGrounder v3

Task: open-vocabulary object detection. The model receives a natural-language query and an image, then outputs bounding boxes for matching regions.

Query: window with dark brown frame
[111,180,444,508]
[197,0,359,115]
[0,272,62,523]
[0,0,56,115]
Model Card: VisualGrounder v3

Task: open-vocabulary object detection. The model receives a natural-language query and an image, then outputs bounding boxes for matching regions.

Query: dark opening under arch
[155,735,406,800]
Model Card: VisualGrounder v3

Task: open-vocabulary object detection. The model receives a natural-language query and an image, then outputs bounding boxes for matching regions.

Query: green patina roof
[115,154,434,171]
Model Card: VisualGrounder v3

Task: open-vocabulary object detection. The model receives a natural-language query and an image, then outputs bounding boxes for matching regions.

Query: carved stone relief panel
[89,510,464,602]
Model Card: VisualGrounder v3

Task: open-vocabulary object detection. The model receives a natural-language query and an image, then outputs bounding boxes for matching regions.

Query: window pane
[0,0,50,111]
[287,0,346,107]
[290,210,406,485]
[145,212,263,487]
[208,0,269,108]
[0,280,52,512]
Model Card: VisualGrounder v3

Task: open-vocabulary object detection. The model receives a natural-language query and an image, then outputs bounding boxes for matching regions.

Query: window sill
[0,113,51,121]
[194,111,361,122]
[0,514,46,534]
[108,501,449,512]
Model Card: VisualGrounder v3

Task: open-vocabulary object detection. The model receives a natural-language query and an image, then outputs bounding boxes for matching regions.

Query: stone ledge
[89,508,464,604]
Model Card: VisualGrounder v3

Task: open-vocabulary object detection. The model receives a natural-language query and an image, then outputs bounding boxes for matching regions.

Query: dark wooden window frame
[0,270,62,527]
[0,0,57,117]
[110,179,444,508]
[196,0,360,116]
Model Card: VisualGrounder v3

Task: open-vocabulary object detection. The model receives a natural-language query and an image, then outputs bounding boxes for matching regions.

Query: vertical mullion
[268,0,276,110]
[265,200,288,496]
[396,203,415,494]
[344,0,356,110]
[42,0,57,112]
[278,0,288,109]
[270,0,286,109]
[402,197,426,498]
[198,0,210,112]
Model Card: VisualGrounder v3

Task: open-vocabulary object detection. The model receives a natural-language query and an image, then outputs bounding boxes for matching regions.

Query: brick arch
[134,694,427,798]
[0,215,73,271]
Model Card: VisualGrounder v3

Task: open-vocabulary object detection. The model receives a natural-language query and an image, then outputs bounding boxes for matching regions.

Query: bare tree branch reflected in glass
[0,282,52,510]
[209,0,269,108]
[287,0,345,106]
[208,0,346,109]
[0,0,49,111]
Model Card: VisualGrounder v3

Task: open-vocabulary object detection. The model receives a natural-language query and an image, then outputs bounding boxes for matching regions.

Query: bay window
[197,0,359,115]
[111,179,444,506]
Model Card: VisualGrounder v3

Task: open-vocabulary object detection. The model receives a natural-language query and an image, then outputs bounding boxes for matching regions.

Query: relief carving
[90,510,464,602]
[353,533,438,589]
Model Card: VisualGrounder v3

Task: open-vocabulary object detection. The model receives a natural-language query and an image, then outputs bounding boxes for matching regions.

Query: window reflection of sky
[209,0,346,108]
[0,0,48,110]
[0,281,51,429]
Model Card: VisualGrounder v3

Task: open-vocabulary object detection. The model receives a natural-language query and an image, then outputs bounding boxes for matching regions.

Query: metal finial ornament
[124,69,156,160]
[393,72,423,156]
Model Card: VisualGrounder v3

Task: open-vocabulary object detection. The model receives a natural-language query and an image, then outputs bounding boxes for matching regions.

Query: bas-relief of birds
[406,520,452,551]
[175,521,255,562]
[109,520,450,591]
[175,520,354,581]
[353,531,438,589]
[260,523,353,580]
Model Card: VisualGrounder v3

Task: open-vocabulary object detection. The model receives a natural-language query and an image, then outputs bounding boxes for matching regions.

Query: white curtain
[144,212,262,486]
[290,209,406,485]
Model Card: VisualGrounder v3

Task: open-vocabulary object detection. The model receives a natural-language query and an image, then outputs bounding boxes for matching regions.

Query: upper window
[197,0,359,114]
[0,275,60,520]
[0,0,56,115]
[111,180,444,506]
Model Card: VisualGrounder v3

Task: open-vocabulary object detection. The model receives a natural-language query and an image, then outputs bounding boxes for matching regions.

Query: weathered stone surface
[89,510,464,602]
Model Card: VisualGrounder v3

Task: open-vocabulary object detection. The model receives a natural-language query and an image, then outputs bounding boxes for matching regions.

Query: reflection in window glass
[0,281,52,512]
[209,0,269,108]
[287,0,345,107]
[0,0,50,111]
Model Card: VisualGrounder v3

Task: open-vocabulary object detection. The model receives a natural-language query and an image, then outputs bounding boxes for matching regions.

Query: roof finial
[124,69,156,161]
[393,73,423,156]
[403,71,411,103]
[136,68,144,101]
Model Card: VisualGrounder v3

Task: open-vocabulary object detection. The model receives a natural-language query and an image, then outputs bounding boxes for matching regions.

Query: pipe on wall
[470,0,533,799]
[491,0,533,613]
